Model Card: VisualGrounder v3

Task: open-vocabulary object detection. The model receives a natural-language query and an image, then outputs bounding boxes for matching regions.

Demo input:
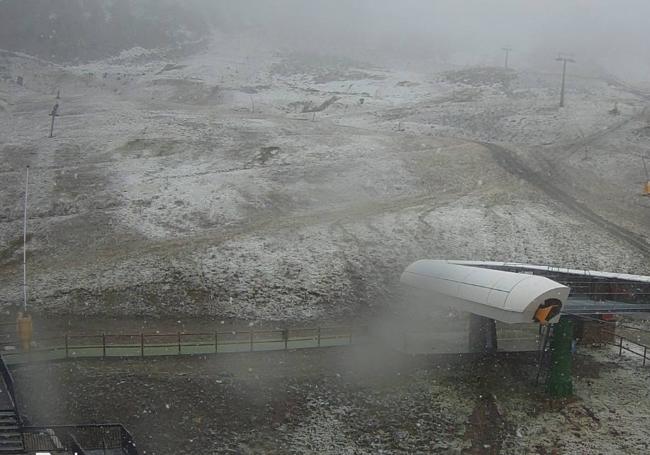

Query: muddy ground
[11,344,650,454]
[2,35,650,320]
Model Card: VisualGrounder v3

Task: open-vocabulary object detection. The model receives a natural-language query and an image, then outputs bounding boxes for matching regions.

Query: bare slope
[1,41,649,319]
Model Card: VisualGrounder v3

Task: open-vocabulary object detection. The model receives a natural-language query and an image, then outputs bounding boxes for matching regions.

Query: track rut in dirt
[481,141,650,258]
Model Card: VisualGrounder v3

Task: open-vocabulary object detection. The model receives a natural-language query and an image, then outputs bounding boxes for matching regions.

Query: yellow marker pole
[642,158,650,195]
[16,312,33,352]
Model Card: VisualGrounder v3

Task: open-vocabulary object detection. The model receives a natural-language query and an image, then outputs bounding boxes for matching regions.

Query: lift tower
[502,47,513,69]
[556,53,575,107]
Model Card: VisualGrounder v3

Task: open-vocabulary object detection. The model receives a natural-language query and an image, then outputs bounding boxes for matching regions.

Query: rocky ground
[11,343,650,454]
[2,35,650,322]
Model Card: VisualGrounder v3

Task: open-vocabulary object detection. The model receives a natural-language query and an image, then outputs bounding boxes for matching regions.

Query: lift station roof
[447,260,650,284]
[401,260,570,324]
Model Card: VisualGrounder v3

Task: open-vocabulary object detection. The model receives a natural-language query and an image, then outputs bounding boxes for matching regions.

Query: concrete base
[468,314,498,353]
[575,318,614,345]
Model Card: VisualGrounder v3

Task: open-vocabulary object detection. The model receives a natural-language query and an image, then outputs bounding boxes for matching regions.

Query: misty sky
[1,0,649,80]
[218,0,650,80]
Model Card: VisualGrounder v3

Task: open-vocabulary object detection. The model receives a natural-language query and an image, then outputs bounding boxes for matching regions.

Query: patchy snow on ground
[2,33,650,319]
[508,347,650,454]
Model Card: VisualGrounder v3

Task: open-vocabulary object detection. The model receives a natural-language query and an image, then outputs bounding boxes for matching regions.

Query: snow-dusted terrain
[13,344,650,454]
[2,35,650,320]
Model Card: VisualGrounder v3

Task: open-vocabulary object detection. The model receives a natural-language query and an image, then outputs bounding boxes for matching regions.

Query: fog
[4,1,650,452]
[2,0,650,80]
[210,0,650,80]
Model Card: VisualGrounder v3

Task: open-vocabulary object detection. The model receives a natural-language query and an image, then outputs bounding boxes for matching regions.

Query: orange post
[16,312,33,352]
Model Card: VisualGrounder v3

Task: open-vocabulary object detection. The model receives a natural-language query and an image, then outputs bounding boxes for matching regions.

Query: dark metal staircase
[2,352,138,455]
[0,411,24,454]
[0,353,24,454]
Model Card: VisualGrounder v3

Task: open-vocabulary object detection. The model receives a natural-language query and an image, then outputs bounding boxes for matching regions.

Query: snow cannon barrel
[400,260,569,325]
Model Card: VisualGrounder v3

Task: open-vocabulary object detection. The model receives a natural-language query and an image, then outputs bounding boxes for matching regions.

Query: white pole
[23,166,29,313]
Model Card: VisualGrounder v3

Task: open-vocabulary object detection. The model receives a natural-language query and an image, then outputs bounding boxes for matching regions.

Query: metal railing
[1,326,364,365]
[603,330,649,366]
[0,355,21,422]
[22,424,137,454]
[584,330,650,366]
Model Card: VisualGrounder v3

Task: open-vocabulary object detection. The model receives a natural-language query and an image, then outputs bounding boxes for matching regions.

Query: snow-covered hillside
[2,34,650,320]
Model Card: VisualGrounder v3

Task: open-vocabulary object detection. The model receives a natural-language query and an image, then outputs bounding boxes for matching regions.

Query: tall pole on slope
[23,166,29,313]
[556,54,576,107]
[49,102,59,138]
[17,166,34,352]
[502,47,512,69]
[642,156,650,195]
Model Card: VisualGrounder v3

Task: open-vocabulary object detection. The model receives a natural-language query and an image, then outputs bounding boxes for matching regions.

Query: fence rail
[1,326,364,365]
[603,330,649,366]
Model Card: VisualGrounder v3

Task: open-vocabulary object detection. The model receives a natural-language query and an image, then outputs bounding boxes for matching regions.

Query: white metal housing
[448,260,650,284]
[400,260,569,324]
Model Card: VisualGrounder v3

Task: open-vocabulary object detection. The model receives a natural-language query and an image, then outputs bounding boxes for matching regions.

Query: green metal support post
[547,316,574,398]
